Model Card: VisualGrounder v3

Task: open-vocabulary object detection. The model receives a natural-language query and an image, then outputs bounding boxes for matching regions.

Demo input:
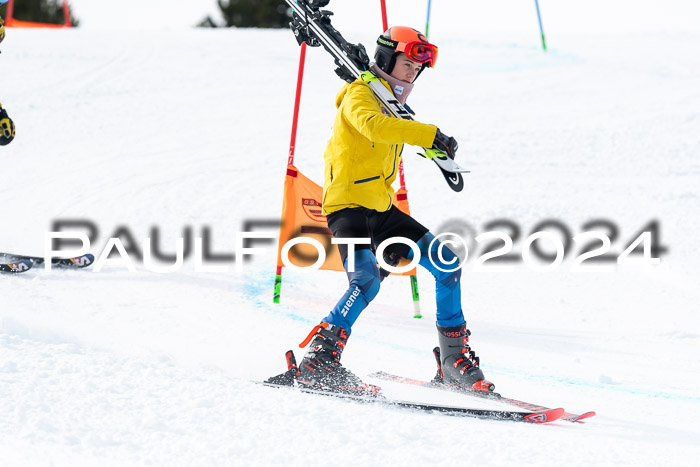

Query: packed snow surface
[1,1,700,465]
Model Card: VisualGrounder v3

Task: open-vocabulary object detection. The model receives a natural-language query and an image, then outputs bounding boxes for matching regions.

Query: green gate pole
[534,0,547,51]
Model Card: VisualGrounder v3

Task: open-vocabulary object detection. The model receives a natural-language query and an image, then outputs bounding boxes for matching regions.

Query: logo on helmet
[377,37,396,48]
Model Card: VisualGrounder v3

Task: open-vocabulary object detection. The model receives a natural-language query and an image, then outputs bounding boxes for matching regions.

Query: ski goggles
[399,41,439,67]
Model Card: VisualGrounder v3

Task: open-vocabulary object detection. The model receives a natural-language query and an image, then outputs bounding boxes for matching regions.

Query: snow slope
[1,2,700,466]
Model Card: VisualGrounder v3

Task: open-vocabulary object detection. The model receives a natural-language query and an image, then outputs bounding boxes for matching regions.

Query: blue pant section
[323,249,380,333]
[323,232,465,332]
[409,232,466,327]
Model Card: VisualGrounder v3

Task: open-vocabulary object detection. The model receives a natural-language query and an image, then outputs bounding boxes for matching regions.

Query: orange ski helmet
[374,26,438,78]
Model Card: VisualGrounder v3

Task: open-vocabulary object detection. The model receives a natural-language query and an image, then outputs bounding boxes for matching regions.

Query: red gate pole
[274,42,308,303]
[6,0,15,24]
[63,0,72,27]
[287,42,307,166]
[379,0,422,318]
[380,0,388,31]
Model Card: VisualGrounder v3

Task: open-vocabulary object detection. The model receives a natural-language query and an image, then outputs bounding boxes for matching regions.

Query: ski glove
[0,105,15,146]
[433,128,458,159]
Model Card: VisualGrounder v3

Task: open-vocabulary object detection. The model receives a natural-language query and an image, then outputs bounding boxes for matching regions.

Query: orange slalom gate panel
[275,166,416,276]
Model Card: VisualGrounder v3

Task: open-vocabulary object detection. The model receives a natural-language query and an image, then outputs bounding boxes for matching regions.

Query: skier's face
[390,54,423,83]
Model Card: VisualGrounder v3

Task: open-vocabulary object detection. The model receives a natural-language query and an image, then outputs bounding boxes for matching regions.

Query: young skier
[296,27,492,394]
[1,12,17,146]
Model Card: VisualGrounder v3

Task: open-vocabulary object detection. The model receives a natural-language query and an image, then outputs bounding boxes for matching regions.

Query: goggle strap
[376,36,399,49]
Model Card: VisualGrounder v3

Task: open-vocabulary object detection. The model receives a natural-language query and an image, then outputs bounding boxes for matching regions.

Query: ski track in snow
[1,13,700,467]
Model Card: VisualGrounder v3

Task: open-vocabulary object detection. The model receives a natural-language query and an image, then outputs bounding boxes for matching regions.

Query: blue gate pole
[425,0,433,39]
[534,0,547,51]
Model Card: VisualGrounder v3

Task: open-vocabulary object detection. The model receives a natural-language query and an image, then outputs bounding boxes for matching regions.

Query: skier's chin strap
[370,63,414,105]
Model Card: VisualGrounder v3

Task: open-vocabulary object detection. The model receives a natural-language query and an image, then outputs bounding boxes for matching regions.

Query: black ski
[263,350,564,424]
[0,259,33,274]
[0,252,95,269]
[283,0,469,192]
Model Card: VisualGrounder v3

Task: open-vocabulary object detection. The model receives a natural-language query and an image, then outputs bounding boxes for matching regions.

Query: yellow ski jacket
[321,78,437,215]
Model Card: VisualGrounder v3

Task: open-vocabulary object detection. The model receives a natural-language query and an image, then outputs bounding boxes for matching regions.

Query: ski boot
[296,323,380,397]
[432,323,495,392]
